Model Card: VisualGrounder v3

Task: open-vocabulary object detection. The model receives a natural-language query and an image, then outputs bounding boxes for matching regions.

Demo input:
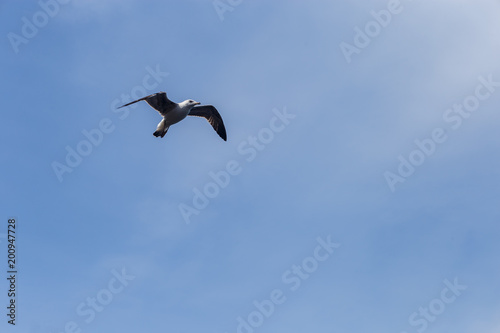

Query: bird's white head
[183,99,201,108]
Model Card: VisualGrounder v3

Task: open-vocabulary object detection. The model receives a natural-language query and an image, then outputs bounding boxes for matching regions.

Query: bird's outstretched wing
[117,92,176,116]
[188,105,227,141]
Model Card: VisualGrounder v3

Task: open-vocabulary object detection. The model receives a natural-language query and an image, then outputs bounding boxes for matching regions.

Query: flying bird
[117,91,227,141]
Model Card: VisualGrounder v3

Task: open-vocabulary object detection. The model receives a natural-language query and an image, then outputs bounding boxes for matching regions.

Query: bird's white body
[155,100,200,137]
[164,100,195,126]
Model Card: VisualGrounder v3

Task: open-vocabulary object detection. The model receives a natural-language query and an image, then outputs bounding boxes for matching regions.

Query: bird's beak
[195,102,201,105]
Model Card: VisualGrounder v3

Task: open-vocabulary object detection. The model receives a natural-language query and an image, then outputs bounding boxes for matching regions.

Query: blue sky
[1,1,500,332]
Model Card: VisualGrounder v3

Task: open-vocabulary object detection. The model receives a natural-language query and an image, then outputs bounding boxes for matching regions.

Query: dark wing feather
[188,105,227,141]
[117,92,176,116]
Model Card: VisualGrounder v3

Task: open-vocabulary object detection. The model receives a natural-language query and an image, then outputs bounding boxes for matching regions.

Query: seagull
[117,91,227,141]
